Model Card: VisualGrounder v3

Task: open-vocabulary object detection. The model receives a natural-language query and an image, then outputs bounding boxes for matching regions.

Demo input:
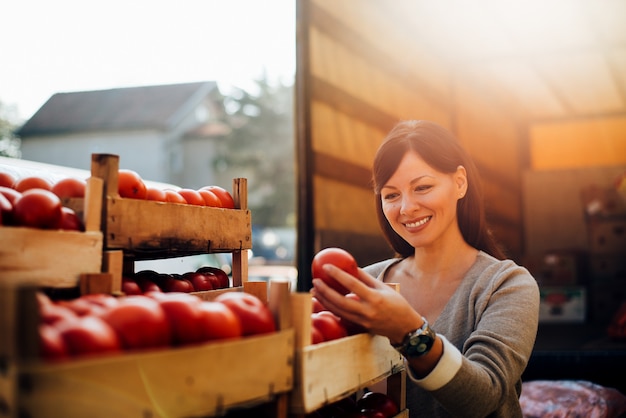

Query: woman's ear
[455,165,468,198]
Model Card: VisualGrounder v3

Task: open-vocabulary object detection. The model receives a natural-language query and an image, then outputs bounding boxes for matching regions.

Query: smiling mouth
[405,216,431,228]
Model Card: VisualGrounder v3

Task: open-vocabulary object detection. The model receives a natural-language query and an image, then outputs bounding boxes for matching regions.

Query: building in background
[15,81,230,190]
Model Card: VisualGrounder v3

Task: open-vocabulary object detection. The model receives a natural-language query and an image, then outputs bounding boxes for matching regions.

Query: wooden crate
[1,281,294,418]
[288,293,405,415]
[0,176,104,288]
[89,154,251,257]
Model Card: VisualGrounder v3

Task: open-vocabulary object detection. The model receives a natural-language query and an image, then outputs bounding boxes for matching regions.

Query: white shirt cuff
[405,334,462,391]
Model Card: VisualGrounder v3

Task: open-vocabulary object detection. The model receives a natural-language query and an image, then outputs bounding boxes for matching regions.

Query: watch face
[407,334,434,357]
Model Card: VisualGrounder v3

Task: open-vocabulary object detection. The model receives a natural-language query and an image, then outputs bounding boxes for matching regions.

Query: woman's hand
[311,265,422,344]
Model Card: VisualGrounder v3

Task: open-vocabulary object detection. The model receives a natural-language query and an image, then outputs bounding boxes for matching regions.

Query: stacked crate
[0,153,294,418]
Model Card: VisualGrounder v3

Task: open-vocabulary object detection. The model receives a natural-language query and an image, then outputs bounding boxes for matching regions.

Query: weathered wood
[289,293,404,414]
[0,228,103,288]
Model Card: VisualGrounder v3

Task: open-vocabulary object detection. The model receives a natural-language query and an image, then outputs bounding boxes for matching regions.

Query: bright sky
[1,0,296,121]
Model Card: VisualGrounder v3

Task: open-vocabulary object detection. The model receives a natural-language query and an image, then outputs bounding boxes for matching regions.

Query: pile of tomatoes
[117,168,235,208]
[38,290,276,362]
[0,168,237,229]
[121,266,231,294]
[0,173,86,230]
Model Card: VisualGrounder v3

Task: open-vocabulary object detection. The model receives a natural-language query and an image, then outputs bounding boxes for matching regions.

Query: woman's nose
[400,194,420,215]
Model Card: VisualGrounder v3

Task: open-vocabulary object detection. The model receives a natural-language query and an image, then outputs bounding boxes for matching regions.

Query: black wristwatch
[392,318,436,358]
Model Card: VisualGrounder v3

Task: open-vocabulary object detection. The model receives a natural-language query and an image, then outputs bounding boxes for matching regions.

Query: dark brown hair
[372,120,505,259]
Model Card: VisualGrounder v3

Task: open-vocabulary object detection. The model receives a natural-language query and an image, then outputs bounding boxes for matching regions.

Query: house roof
[16,81,218,138]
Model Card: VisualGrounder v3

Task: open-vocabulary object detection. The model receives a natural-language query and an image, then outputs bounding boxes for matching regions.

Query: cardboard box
[587,218,626,254]
[539,286,587,323]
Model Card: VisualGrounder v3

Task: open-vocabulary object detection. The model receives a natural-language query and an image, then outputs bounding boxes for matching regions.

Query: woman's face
[380,150,467,250]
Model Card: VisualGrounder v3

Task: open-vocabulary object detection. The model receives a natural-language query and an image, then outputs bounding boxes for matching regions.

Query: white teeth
[405,216,431,228]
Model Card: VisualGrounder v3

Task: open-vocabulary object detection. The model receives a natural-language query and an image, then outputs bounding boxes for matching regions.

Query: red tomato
[356,392,399,418]
[196,266,229,288]
[162,276,195,293]
[100,296,172,349]
[0,186,21,205]
[40,303,77,325]
[177,188,206,206]
[196,301,242,341]
[58,207,84,231]
[311,247,359,295]
[0,172,16,188]
[164,189,187,204]
[182,271,216,291]
[39,324,69,361]
[311,311,348,342]
[311,297,326,313]
[57,298,97,316]
[51,177,86,199]
[199,185,235,209]
[215,292,276,336]
[121,277,143,295]
[13,189,63,229]
[152,292,206,346]
[0,192,12,225]
[118,169,147,199]
[80,293,119,311]
[311,324,325,344]
[14,176,53,192]
[197,189,222,208]
[56,316,121,357]
[146,187,167,202]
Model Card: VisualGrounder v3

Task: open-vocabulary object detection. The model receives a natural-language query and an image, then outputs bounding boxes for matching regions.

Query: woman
[311,120,540,417]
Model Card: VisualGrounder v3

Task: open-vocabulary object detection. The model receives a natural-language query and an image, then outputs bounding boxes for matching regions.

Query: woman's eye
[415,185,432,192]
[382,192,398,201]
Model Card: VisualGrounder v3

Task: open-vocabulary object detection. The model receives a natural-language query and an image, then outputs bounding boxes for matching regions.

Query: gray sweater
[364,251,540,418]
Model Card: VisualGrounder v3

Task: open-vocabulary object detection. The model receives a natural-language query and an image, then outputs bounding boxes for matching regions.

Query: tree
[213,75,295,228]
[0,100,21,158]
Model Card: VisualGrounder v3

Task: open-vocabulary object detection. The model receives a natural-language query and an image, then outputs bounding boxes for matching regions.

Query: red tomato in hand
[100,296,172,349]
[14,176,52,192]
[13,189,63,229]
[197,301,243,341]
[118,169,147,199]
[311,247,359,295]
[52,177,86,199]
[215,292,276,336]
[311,311,348,341]
[199,185,235,209]
[56,316,121,357]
